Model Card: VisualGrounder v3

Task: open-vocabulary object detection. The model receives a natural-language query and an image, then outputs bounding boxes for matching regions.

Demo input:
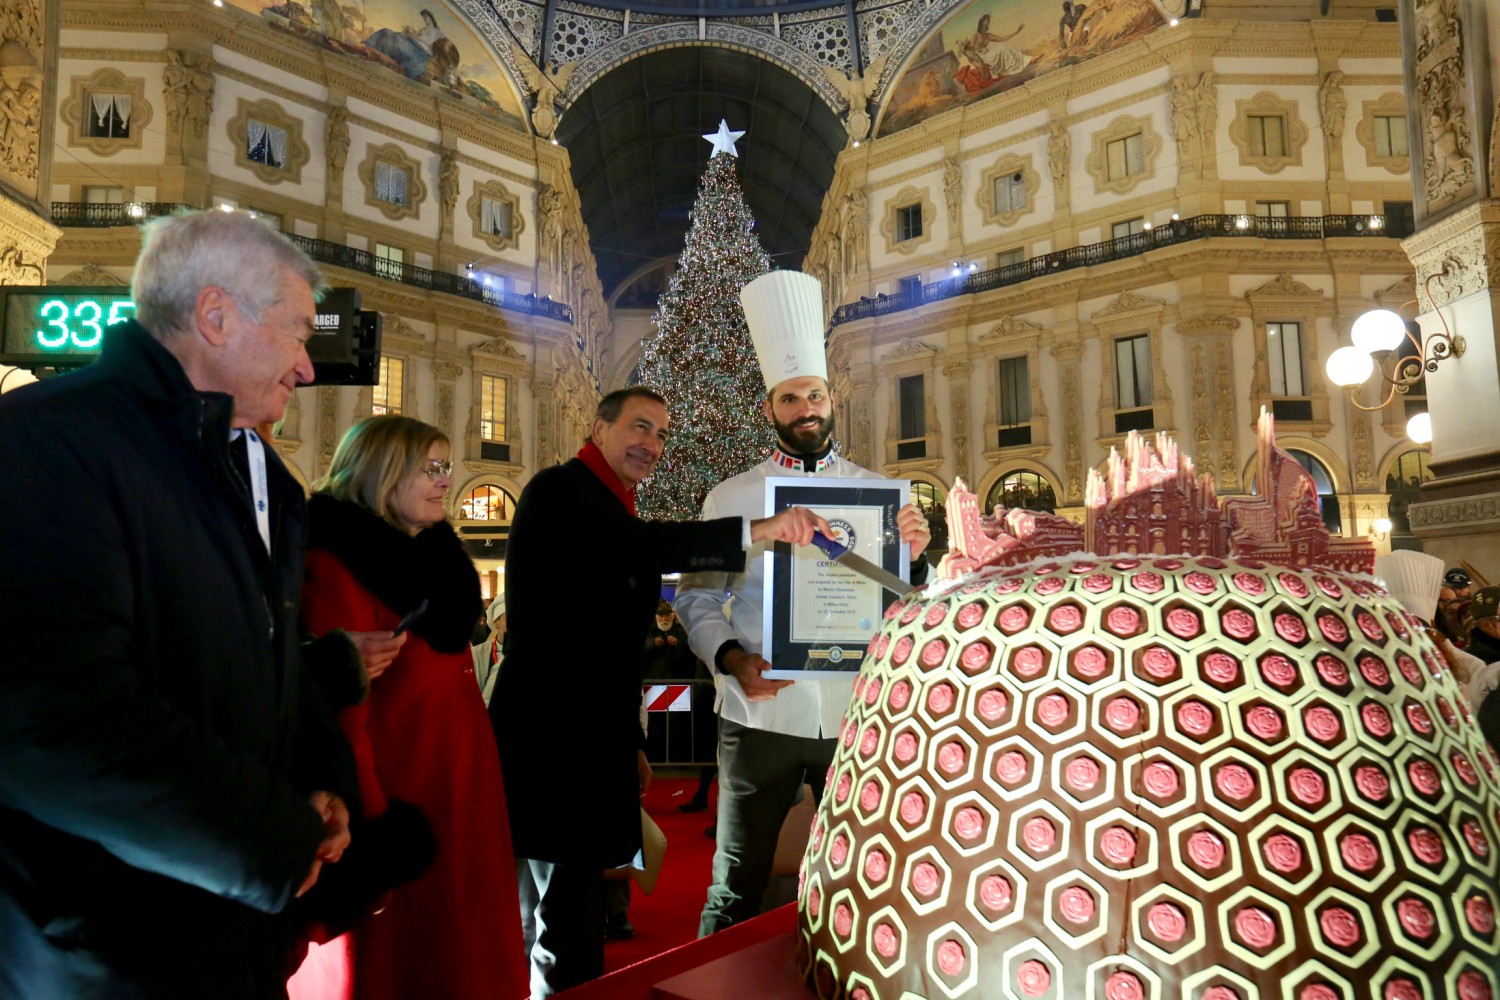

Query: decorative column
[1176,313,1241,491]
[431,360,464,441]
[944,360,972,485]
[316,386,340,478]
[1399,0,1500,572]
[1050,339,1085,510]
[0,0,61,280]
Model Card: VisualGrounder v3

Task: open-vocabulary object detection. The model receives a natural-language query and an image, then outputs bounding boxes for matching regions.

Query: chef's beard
[774,411,836,456]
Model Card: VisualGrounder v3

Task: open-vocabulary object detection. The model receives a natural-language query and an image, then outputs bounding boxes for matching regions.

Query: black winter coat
[491,457,743,866]
[0,321,355,999]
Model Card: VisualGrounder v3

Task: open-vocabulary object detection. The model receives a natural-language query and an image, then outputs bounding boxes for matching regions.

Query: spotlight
[1170,212,1179,221]
[1234,215,1250,230]
[1170,17,1179,26]
[127,202,145,219]
[852,140,861,148]
[1142,221,1152,231]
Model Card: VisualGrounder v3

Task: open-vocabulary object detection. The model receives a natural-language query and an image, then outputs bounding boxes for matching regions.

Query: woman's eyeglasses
[422,460,453,480]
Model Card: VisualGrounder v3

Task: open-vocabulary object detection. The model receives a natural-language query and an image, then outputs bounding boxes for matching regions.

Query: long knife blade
[809,530,912,596]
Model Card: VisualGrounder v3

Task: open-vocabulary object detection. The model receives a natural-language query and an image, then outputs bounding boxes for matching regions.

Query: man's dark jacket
[0,321,355,999]
[492,457,743,867]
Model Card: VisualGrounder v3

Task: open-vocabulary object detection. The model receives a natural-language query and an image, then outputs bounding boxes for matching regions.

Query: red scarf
[577,440,637,516]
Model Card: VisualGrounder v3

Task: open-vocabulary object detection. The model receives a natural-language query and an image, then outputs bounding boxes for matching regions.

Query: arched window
[910,481,948,558]
[985,469,1057,514]
[911,481,943,513]
[459,484,515,521]
[1384,448,1432,544]
[1286,449,1341,535]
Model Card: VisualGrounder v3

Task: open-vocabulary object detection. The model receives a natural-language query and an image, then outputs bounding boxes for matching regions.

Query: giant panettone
[796,415,1500,1000]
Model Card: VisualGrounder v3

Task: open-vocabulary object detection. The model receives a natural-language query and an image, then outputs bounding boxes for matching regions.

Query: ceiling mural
[877,0,1167,135]
[229,0,528,130]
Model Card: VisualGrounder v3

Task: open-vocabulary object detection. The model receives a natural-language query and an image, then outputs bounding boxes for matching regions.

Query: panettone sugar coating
[796,554,1500,1000]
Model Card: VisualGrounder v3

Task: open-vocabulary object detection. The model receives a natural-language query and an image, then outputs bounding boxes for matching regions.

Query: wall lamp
[1324,270,1465,443]
[1369,516,1393,542]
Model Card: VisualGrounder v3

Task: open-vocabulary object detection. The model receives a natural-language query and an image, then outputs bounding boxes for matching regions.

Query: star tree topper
[703,119,746,158]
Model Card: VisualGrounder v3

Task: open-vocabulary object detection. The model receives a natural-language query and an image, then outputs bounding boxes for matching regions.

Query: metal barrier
[642,677,717,767]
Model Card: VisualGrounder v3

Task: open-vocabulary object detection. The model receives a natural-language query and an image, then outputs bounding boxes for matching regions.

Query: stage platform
[557,903,805,1000]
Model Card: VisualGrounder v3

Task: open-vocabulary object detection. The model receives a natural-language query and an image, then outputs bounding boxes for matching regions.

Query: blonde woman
[290,415,526,1000]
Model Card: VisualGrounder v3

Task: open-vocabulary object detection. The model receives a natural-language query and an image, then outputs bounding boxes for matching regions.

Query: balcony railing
[832,212,1413,327]
[51,202,573,324]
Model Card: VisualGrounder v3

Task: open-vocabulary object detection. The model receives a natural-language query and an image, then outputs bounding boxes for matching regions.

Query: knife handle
[809,530,849,560]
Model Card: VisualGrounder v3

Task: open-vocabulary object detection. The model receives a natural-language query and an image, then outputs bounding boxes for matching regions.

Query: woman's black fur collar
[306,493,481,654]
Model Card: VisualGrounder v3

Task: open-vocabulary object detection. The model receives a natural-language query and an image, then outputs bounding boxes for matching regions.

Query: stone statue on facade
[438,150,460,225]
[1047,121,1070,194]
[325,106,349,177]
[1318,71,1346,140]
[844,188,868,274]
[1169,76,1198,171]
[943,156,962,225]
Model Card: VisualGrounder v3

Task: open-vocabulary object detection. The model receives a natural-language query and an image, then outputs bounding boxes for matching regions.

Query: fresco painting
[878,0,1167,135]
[225,0,527,130]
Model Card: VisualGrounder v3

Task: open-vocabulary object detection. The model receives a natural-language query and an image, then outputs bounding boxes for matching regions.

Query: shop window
[985,469,1057,513]
[373,357,403,415]
[460,484,515,521]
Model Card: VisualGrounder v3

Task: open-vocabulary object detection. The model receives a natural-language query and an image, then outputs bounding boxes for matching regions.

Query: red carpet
[604,776,717,973]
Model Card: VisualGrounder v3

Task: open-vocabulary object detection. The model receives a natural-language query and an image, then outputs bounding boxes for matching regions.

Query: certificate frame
[761,476,910,679]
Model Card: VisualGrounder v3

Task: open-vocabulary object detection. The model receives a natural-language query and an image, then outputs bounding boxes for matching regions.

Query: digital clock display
[0,288,136,361]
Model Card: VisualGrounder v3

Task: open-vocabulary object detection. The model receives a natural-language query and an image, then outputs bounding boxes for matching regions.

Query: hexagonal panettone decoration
[797,415,1500,1000]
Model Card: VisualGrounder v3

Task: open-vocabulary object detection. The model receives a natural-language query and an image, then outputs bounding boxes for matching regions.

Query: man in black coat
[492,387,828,996]
[0,211,357,999]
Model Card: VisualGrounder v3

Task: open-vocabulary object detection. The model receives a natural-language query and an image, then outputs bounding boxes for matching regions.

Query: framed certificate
[762,476,910,679]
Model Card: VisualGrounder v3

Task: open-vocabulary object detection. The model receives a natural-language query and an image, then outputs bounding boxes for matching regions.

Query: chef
[675,270,931,936]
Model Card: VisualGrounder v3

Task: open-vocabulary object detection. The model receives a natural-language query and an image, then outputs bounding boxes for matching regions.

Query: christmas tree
[635,124,774,521]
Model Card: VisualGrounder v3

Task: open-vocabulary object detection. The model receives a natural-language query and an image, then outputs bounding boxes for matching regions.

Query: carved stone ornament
[1404,201,1500,306]
[162,50,215,142]
[1407,492,1500,531]
[431,359,465,380]
[1408,0,1482,218]
[0,0,43,187]
[978,315,1043,342]
[325,107,350,179]
[882,336,938,361]
[1046,120,1070,198]
[1176,313,1239,337]
[1095,291,1165,318]
[1246,273,1324,299]
[0,245,43,285]
[1374,274,1416,305]
[473,338,525,361]
[58,263,125,286]
[316,386,339,478]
